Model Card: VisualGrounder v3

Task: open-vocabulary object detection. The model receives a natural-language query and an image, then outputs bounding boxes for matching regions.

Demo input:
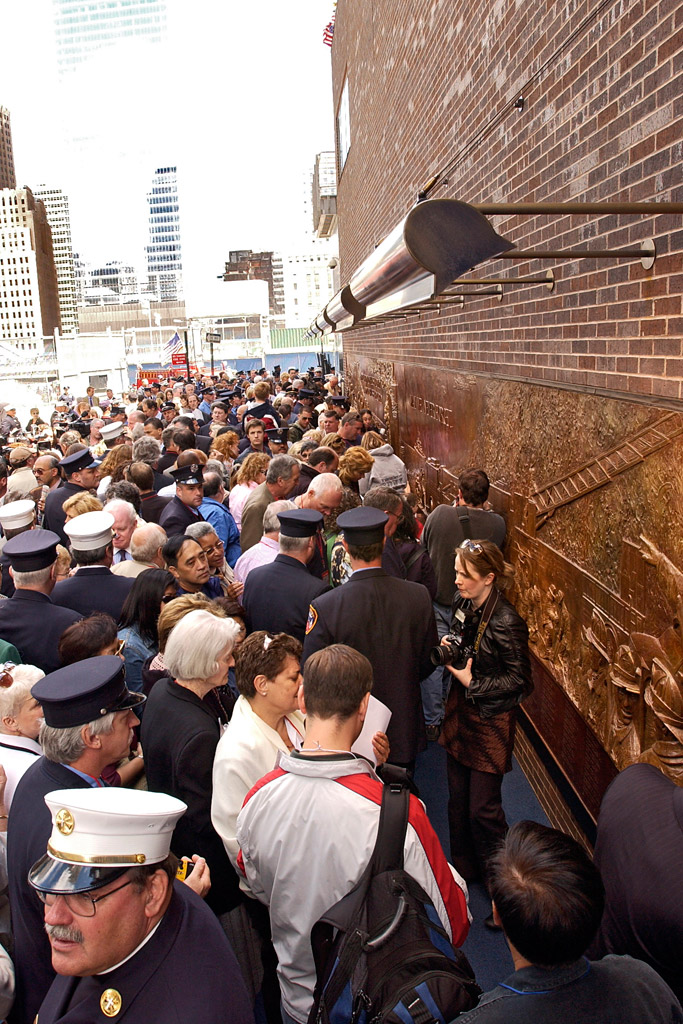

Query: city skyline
[0,0,336,311]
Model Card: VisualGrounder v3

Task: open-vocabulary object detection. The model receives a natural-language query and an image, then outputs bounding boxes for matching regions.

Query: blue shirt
[199,497,241,567]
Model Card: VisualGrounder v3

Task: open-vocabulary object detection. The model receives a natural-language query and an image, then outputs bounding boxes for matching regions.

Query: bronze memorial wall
[344,358,683,842]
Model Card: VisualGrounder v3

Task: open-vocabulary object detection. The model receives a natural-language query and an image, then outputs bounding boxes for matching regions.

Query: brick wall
[332,0,683,404]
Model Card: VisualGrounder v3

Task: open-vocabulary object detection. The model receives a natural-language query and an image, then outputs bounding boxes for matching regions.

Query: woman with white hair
[140,610,243,924]
[0,664,44,809]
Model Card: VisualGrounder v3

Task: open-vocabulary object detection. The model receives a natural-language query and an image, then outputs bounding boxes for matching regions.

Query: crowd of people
[0,366,679,1023]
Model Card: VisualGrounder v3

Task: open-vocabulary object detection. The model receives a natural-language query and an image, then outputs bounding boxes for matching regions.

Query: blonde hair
[320,432,346,456]
[236,451,270,486]
[157,593,226,653]
[338,446,374,486]
[253,381,271,401]
[360,431,385,452]
[97,444,132,483]
[62,492,103,518]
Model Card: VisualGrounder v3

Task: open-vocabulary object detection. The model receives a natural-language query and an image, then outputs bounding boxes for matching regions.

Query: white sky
[0,0,336,309]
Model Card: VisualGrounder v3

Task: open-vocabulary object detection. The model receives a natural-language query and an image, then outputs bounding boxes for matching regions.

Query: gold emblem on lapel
[55,809,75,835]
[100,989,122,1017]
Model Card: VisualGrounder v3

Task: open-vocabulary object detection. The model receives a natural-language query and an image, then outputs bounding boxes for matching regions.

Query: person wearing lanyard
[7,656,145,1024]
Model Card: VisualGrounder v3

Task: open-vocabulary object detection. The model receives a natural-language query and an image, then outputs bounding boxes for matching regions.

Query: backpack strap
[455,505,472,539]
[370,782,410,874]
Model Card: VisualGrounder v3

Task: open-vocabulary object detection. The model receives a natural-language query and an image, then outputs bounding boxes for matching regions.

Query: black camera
[430,632,475,669]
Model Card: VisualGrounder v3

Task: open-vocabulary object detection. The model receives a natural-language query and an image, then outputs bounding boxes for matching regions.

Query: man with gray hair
[239,454,301,553]
[242,509,330,642]
[233,498,296,584]
[111,521,167,578]
[132,434,174,492]
[8,656,145,1024]
[52,510,134,619]
[103,497,138,564]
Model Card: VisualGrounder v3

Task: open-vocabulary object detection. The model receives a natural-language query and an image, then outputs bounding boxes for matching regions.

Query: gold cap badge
[55,809,75,836]
[100,989,122,1017]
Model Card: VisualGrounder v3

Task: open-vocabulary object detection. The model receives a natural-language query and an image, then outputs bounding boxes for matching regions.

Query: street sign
[205,332,221,342]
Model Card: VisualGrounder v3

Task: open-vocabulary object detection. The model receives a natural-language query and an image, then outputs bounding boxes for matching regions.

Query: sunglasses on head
[459,540,483,553]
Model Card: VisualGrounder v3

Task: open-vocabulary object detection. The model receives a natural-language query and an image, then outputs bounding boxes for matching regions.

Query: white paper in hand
[351,695,392,766]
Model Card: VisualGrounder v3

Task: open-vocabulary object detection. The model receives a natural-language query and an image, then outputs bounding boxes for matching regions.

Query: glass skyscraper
[53,0,167,73]
[146,166,183,301]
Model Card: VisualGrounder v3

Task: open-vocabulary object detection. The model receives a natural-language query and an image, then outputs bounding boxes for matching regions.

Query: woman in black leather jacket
[440,539,531,923]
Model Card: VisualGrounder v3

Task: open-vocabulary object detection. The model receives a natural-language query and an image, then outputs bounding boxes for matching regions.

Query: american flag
[323,9,335,46]
[162,331,183,365]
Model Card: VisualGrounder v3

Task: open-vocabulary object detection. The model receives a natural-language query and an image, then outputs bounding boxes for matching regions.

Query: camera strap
[472,589,499,654]
[455,505,472,539]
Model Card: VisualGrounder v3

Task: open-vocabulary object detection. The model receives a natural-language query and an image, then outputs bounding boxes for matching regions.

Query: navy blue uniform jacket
[242,553,330,643]
[37,882,254,1024]
[302,568,437,763]
[43,481,88,546]
[0,590,81,674]
[140,679,241,916]
[159,496,205,537]
[8,759,92,1024]
[52,565,134,620]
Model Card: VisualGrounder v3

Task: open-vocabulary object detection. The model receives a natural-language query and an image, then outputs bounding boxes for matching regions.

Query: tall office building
[0,108,16,190]
[53,0,168,75]
[33,185,79,336]
[0,188,61,347]
[146,166,183,301]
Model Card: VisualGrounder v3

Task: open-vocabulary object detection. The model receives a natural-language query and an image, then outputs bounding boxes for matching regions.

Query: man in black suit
[589,762,683,1001]
[52,510,134,620]
[0,531,82,674]
[173,417,212,455]
[42,448,101,546]
[8,657,145,1024]
[159,457,206,537]
[242,509,330,642]
[198,400,230,437]
[127,461,170,523]
[302,507,437,770]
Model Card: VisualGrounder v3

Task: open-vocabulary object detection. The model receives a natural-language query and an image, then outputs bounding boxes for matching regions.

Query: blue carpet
[414,740,549,993]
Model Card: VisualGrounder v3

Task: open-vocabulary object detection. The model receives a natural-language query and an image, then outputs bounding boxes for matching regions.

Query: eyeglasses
[383,509,404,523]
[161,593,176,604]
[459,540,483,553]
[0,663,16,688]
[38,878,133,918]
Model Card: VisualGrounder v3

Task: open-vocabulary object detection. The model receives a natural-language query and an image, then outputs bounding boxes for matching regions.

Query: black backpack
[307,780,480,1024]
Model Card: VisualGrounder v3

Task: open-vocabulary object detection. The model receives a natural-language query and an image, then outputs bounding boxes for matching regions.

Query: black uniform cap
[32,655,146,728]
[336,507,388,545]
[58,449,101,475]
[169,462,204,485]
[277,508,323,537]
[3,530,61,571]
[266,428,289,444]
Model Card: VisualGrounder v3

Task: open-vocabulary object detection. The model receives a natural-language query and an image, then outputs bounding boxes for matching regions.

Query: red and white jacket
[237,752,470,1024]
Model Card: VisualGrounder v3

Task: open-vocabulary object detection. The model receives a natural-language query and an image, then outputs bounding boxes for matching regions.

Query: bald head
[130,522,167,566]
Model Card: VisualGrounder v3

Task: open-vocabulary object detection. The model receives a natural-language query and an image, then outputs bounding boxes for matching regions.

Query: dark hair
[162,533,198,568]
[307,446,337,470]
[213,596,245,619]
[394,496,418,543]
[174,416,196,433]
[456,538,514,589]
[59,613,118,665]
[144,416,162,429]
[203,471,223,498]
[303,644,373,720]
[0,458,6,480]
[129,851,178,891]
[234,631,302,698]
[119,568,175,646]
[246,418,265,434]
[71,543,110,566]
[126,461,154,492]
[459,468,490,507]
[172,428,196,451]
[490,821,605,966]
[345,538,384,563]
[104,480,142,513]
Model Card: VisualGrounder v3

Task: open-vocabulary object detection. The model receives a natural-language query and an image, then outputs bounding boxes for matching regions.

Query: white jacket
[211,696,305,868]
[237,751,470,1024]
